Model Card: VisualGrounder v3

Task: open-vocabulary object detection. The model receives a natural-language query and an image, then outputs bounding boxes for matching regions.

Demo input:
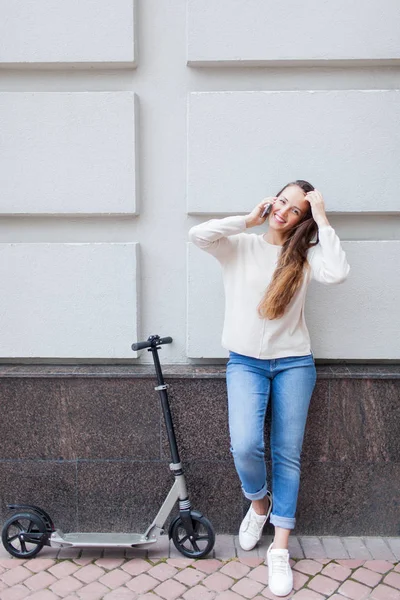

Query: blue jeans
[226,350,317,530]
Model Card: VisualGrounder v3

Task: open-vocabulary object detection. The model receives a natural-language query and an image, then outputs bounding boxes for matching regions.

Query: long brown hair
[257,179,319,320]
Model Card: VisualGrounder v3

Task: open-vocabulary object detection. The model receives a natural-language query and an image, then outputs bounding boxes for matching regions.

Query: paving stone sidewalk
[1,536,399,600]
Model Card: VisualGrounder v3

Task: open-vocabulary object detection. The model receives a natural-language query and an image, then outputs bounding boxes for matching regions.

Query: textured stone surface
[0,460,77,531]
[329,379,400,461]
[76,461,172,532]
[0,378,160,460]
[295,462,400,535]
[0,372,399,534]
[160,378,231,461]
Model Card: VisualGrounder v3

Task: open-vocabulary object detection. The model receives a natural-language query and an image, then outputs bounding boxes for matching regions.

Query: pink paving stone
[73,563,105,584]
[94,557,125,570]
[203,571,234,592]
[102,588,138,599]
[352,566,383,587]
[292,570,309,591]
[154,578,187,600]
[364,559,395,573]
[122,558,152,576]
[336,559,365,569]
[231,576,264,598]
[0,584,30,600]
[49,560,80,578]
[321,562,352,581]
[220,561,251,579]
[261,589,293,600]
[182,584,217,600]
[174,567,206,586]
[24,570,57,590]
[314,558,331,564]
[125,573,158,594]
[212,592,245,600]
[148,563,179,581]
[248,565,269,585]
[291,590,325,599]
[28,591,60,600]
[75,581,110,599]
[192,559,222,574]
[292,560,322,576]
[239,558,264,568]
[0,560,26,569]
[0,565,32,586]
[24,558,56,572]
[384,571,400,589]
[167,558,195,569]
[49,574,84,596]
[98,568,132,589]
[369,583,400,600]
[337,579,371,600]
[307,573,340,595]
[395,564,400,573]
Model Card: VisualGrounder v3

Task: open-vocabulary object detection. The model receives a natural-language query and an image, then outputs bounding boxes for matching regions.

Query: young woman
[188,180,350,597]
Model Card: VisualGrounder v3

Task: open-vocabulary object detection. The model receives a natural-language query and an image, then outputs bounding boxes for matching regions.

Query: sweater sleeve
[188,215,247,263]
[307,225,350,284]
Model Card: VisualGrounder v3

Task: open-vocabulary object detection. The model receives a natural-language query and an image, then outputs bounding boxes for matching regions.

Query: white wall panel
[0,0,136,67]
[0,243,140,359]
[187,241,400,360]
[187,91,400,214]
[0,92,138,215]
[187,0,400,65]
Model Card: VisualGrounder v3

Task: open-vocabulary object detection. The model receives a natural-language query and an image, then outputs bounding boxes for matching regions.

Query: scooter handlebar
[131,335,173,351]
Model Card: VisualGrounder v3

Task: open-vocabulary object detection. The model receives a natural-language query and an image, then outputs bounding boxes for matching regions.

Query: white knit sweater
[188,215,350,359]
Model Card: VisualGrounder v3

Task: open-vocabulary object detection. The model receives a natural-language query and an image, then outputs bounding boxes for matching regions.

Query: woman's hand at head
[245,197,277,228]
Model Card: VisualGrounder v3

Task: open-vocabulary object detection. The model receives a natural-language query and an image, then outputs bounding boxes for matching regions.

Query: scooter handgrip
[131,340,150,351]
[131,336,173,351]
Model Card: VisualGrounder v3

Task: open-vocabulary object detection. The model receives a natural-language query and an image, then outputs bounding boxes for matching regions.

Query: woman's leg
[269,354,317,547]
[226,354,271,502]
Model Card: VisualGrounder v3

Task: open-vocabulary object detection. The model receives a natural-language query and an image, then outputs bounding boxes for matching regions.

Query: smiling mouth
[274,213,286,224]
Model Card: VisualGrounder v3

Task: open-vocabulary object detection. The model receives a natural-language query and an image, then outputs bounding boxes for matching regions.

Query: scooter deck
[50,530,157,548]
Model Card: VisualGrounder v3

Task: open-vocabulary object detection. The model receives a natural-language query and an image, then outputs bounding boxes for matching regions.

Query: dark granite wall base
[0,366,399,535]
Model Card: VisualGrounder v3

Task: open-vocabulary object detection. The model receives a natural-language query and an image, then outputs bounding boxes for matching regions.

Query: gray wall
[0,0,399,362]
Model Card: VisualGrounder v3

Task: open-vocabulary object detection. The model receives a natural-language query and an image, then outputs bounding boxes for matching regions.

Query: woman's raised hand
[245,197,277,228]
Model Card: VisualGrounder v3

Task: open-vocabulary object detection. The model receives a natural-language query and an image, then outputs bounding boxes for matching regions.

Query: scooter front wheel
[2,512,46,559]
[170,511,215,558]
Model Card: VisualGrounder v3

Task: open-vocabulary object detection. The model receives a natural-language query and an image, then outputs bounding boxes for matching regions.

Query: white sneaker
[266,541,293,597]
[239,491,272,551]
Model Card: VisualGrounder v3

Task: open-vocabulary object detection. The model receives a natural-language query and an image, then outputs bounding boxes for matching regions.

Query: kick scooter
[1,335,215,559]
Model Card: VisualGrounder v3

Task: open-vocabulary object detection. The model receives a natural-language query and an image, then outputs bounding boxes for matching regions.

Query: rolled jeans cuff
[270,512,296,529]
[242,482,268,501]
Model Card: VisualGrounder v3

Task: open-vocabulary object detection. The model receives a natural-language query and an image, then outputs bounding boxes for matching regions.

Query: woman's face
[268,185,310,233]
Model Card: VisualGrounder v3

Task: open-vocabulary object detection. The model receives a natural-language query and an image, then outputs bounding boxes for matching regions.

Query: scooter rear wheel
[2,512,46,559]
[170,512,215,558]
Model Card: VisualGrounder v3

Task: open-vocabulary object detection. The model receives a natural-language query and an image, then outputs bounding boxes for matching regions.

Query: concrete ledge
[0,364,400,379]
